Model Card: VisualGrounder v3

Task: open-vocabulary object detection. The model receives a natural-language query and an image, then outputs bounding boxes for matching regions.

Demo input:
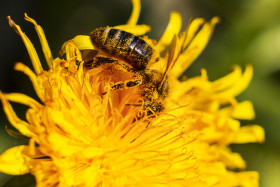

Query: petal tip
[24,13,37,26]
[212,16,221,25]
[7,16,16,29]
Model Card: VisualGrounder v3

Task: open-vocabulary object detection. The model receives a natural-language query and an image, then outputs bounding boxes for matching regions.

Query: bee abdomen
[90,27,154,70]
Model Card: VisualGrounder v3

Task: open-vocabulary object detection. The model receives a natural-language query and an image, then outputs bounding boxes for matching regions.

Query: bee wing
[158,22,190,89]
[158,34,178,88]
[166,35,178,73]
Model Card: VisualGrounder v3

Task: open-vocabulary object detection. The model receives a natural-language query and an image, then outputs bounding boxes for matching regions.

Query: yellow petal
[60,42,83,73]
[183,18,205,48]
[172,17,220,78]
[127,0,141,25]
[168,71,208,100]
[0,145,30,175]
[24,13,53,69]
[219,64,253,97]
[232,125,265,144]
[220,148,246,169]
[0,92,35,137]
[4,93,42,109]
[211,65,242,92]
[218,171,259,187]
[70,35,95,51]
[156,12,182,52]
[213,65,253,97]
[7,16,43,74]
[5,126,29,140]
[77,60,85,85]
[14,62,45,102]
[47,131,83,157]
[65,41,83,62]
[221,100,256,120]
[60,35,95,55]
[113,24,151,35]
[83,147,105,158]
[235,171,259,187]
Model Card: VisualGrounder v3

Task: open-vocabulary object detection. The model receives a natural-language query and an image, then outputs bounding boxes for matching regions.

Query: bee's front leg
[110,79,142,91]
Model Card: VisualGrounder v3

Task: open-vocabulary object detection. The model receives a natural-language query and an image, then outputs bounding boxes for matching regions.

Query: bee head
[144,101,164,116]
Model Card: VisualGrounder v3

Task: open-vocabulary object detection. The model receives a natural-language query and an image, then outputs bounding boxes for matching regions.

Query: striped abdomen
[90,27,154,70]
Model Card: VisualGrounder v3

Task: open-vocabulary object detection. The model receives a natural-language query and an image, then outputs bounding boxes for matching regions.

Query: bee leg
[102,79,142,95]
[83,57,136,73]
[125,103,142,107]
[111,79,142,91]
[83,57,117,69]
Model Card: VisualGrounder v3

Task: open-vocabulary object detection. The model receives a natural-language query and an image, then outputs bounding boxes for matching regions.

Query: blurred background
[0,0,279,186]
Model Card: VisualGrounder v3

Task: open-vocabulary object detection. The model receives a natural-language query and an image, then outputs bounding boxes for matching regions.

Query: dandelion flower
[0,0,264,186]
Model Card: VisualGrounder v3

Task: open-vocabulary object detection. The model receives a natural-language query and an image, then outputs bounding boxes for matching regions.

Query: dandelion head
[0,0,264,186]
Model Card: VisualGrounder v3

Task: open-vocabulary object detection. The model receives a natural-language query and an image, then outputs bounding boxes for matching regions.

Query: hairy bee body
[138,69,168,116]
[85,27,168,117]
[90,27,155,71]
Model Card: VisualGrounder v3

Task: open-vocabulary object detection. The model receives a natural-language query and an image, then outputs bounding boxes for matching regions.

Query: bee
[84,27,173,117]
[89,27,159,71]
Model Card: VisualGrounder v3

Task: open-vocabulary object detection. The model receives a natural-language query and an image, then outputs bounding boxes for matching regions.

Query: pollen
[0,0,264,186]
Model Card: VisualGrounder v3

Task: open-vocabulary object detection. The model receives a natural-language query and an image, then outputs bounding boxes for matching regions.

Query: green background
[0,0,279,186]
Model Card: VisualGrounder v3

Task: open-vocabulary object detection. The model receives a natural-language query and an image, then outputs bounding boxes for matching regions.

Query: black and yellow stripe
[90,27,154,71]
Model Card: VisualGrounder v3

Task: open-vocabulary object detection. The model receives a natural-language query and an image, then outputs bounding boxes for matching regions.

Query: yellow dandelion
[0,0,264,186]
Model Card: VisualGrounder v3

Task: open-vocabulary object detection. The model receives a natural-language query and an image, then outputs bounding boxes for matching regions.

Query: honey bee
[89,27,159,71]
[84,27,171,117]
